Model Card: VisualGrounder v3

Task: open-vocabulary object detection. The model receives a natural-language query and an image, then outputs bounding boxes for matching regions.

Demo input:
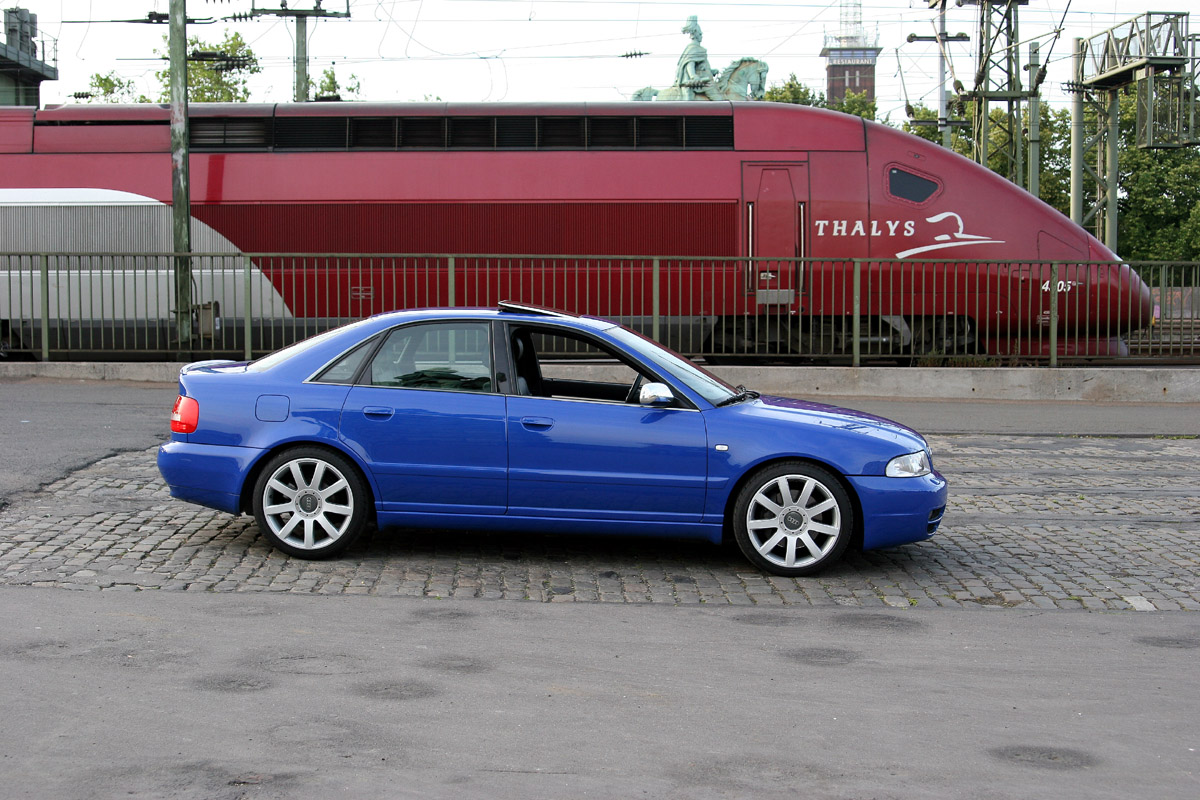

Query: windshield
[608,326,737,406]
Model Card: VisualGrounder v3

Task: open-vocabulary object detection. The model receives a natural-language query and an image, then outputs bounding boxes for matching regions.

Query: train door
[742,163,809,311]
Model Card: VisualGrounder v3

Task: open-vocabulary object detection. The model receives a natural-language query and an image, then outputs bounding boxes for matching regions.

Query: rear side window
[887,166,940,204]
[311,337,377,384]
[367,322,493,393]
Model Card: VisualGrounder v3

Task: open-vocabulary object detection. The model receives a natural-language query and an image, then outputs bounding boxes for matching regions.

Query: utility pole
[908,1,969,147]
[231,2,350,102]
[169,0,192,356]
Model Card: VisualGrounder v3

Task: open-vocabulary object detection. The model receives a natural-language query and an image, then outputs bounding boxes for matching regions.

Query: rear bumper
[847,471,948,551]
[157,441,264,515]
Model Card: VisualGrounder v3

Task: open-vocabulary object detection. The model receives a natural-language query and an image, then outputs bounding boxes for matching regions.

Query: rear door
[338,321,508,515]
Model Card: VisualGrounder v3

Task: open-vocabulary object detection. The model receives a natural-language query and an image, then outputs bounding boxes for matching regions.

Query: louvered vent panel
[399,118,446,148]
[683,116,734,149]
[350,118,396,148]
[190,118,270,149]
[538,118,585,148]
[587,117,635,148]
[496,117,537,148]
[449,118,495,148]
[637,117,684,148]
[274,117,348,149]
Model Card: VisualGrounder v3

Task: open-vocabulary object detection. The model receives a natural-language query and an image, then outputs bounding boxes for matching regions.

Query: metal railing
[1,252,1196,365]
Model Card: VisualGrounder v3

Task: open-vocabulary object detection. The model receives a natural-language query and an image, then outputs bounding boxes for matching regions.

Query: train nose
[1089,240,1153,332]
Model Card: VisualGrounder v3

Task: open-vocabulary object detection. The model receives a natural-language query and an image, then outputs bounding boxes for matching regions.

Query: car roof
[367,304,617,332]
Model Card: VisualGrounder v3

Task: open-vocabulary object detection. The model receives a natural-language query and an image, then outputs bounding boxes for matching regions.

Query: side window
[511,326,649,403]
[887,166,940,204]
[367,322,493,393]
[311,337,377,384]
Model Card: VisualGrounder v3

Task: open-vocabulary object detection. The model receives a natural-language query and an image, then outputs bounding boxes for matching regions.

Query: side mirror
[639,382,675,407]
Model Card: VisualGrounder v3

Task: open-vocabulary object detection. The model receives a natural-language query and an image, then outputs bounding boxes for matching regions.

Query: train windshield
[607,326,737,407]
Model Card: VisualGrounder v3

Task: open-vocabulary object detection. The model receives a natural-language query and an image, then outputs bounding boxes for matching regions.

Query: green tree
[310,66,362,101]
[76,70,151,103]
[81,32,260,104]
[151,31,261,103]
[763,73,823,106]
[763,74,877,122]
[829,89,876,121]
[1114,93,1200,261]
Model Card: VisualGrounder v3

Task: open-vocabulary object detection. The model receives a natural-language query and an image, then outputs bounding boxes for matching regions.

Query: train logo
[895,212,1006,259]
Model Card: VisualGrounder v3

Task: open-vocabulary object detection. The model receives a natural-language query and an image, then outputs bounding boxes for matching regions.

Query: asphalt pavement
[2,588,1198,800]
[1,376,1198,798]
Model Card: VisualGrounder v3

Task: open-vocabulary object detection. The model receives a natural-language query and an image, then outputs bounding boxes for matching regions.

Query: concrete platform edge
[2,361,1197,403]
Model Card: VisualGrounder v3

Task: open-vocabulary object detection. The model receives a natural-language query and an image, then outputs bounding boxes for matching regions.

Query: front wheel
[732,461,854,576]
[252,447,369,558]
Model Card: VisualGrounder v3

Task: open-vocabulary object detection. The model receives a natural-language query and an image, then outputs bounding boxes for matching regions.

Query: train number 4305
[1041,280,1083,293]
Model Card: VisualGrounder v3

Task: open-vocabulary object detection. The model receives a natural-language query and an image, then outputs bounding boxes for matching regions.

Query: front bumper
[157,441,265,515]
[847,470,948,551]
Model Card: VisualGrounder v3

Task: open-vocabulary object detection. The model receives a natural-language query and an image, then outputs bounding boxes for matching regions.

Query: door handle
[363,406,394,419]
[520,416,554,430]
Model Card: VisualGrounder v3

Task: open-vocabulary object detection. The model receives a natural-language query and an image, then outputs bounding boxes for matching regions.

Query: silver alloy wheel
[744,473,843,569]
[260,457,356,551]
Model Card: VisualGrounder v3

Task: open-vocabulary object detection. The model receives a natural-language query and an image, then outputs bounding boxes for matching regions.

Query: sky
[10,1,1192,122]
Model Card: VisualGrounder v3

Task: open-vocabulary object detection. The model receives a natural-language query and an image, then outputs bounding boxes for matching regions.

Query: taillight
[170,395,199,434]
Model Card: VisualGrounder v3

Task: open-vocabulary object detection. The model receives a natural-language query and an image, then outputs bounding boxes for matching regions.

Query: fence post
[447,256,455,307]
[39,254,50,362]
[852,259,862,368]
[651,258,661,342]
[243,256,253,362]
[1048,262,1059,368]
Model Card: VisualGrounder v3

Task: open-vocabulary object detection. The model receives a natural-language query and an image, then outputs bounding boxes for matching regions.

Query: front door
[505,325,709,522]
[743,163,809,309]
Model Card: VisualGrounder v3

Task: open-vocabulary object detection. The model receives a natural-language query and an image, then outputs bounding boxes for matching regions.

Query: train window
[887,167,941,204]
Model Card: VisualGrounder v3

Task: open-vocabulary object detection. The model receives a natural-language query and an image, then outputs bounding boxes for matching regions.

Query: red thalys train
[0,101,1152,358]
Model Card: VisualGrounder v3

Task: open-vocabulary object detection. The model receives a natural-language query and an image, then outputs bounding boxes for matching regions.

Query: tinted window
[888,167,940,203]
[311,337,377,384]
[367,322,493,393]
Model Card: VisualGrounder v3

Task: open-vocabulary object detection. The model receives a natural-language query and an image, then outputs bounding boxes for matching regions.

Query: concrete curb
[3,361,1197,403]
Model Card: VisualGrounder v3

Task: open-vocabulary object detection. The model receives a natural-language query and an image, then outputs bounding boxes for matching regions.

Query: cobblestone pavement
[1,435,1197,610]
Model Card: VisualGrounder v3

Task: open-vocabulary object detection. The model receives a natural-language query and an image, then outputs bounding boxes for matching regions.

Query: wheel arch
[238,440,377,521]
[721,456,865,551]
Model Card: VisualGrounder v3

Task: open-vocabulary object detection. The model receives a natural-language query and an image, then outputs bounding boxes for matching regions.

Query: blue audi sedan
[158,302,947,576]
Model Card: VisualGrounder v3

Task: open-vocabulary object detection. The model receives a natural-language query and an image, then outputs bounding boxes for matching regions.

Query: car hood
[752,394,928,450]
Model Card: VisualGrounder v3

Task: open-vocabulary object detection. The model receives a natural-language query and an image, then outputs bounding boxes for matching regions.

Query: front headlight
[886,450,931,478]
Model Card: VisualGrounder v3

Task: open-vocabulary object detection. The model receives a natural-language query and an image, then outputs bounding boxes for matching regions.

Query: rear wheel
[252,447,368,558]
[732,461,853,576]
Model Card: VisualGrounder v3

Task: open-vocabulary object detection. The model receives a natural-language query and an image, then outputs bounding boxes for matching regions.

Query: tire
[732,461,854,576]
[252,447,369,559]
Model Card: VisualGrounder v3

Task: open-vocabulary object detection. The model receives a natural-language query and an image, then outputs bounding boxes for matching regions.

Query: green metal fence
[1,252,1196,365]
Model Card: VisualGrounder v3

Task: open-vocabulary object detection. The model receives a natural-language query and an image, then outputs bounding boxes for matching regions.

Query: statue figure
[674,16,716,100]
[634,17,768,102]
